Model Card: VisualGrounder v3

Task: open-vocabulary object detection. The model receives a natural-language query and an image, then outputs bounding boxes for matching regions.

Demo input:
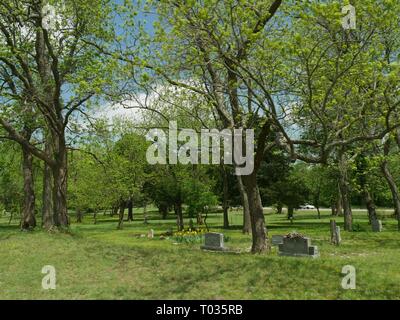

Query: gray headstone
[271,235,284,246]
[278,235,319,258]
[308,245,319,256]
[201,232,225,251]
[371,219,382,232]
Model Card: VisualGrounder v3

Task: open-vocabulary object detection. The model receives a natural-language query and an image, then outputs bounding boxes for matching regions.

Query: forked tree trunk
[20,147,36,230]
[237,175,251,233]
[36,28,68,228]
[242,174,269,253]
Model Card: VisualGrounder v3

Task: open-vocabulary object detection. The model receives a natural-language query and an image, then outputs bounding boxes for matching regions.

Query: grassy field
[1,208,400,300]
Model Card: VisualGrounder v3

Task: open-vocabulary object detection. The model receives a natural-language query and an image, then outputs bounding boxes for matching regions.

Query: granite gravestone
[371,219,382,232]
[201,232,226,251]
[278,233,319,258]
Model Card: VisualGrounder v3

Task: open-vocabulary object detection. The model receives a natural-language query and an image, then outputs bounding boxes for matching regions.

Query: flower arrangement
[284,231,305,239]
[172,228,207,244]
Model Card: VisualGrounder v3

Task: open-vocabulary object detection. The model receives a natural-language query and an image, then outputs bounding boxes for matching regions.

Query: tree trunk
[159,203,168,219]
[117,200,125,229]
[340,182,353,231]
[127,197,133,221]
[287,206,294,220]
[20,147,36,230]
[52,141,69,228]
[330,220,340,246]
[36,28,68,228]
[174,202,184,231]
[364,189,377,223]
[336,185,343,216]
[76,207,83,223]
[242,174,269,253]
[381,159,400,230]
[222,166,229,229]
[316,205,321,219]
[315,189,321,219]
[111,205,118,217]
[276,202,283,214]
[331,200,337,216]
[143,202,148,224]
[356,153,377,224]
[338,151,352,231]
[8,210,13,225]
[42,145,54,229]
[237,175,251,234]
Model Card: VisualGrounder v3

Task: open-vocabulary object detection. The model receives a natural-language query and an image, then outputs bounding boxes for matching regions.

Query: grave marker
[201,232,226,251]
[278,232,319,258]
[371,219,382,232]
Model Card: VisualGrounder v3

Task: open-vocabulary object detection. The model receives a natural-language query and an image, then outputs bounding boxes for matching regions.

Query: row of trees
[3,120,398,227]
[1,0,400,253]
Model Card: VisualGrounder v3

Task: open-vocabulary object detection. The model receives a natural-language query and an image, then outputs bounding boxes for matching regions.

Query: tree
[143,0,286,253]
[68,119,149,229]
[0,0,116,229]
[285,0,400,231]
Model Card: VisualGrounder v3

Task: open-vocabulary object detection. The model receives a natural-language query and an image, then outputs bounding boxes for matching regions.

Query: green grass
[1,208,400,299]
